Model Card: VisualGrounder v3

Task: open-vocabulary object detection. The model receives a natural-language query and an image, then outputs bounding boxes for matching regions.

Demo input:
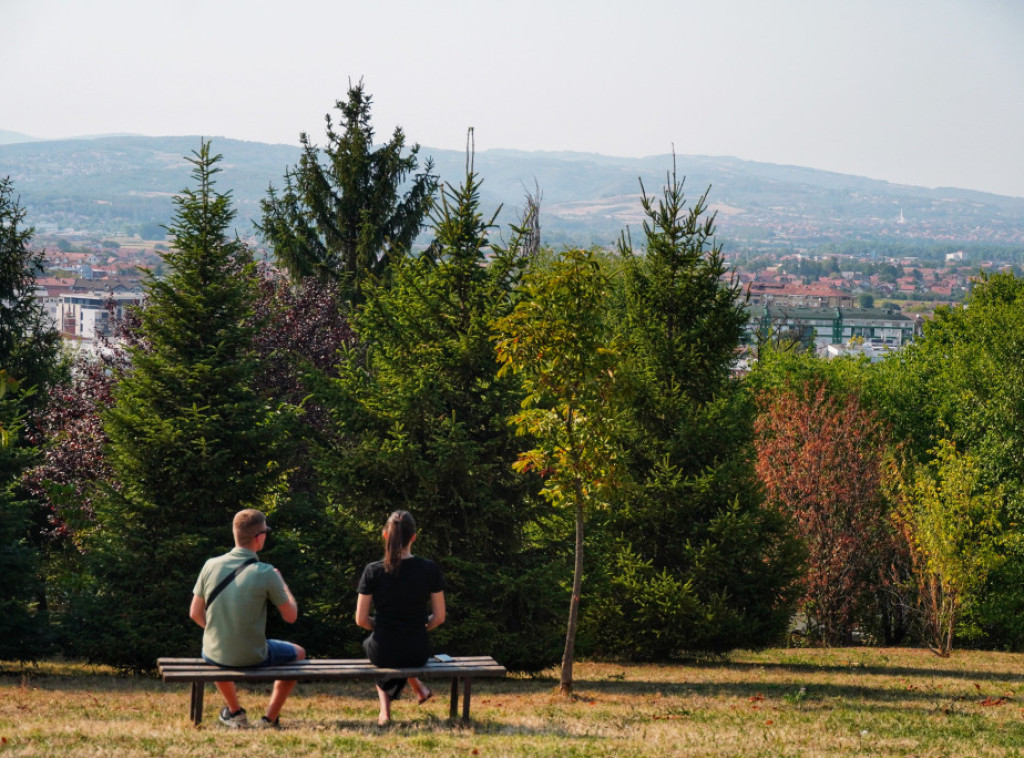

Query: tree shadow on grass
[485,665,1023,708]
[692,657,1024,684]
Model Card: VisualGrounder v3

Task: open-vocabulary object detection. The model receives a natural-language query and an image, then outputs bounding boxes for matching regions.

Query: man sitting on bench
[189,508,306,728]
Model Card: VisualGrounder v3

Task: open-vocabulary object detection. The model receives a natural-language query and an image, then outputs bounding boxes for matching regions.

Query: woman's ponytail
[383,510,416,575]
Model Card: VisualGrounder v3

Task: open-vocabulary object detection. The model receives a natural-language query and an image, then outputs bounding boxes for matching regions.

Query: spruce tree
[258,80,437,302]
[314,164,565,669]
[591,164,804,658]
[0,176,64,397]
[0,177,63,659]
[0,373,51,659]
[73,142,289,669]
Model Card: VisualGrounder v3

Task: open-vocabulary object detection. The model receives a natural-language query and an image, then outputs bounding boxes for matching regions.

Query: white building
[57,290,140,341]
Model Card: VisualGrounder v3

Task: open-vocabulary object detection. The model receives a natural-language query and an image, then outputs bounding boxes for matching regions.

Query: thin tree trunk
[939,591,958,657]
[560,490,585,696]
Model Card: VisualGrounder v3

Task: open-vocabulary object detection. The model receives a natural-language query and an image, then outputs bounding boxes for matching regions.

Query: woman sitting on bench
[355,510,446,726]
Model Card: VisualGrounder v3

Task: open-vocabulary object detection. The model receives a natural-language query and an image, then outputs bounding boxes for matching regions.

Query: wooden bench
[157,656,507,726]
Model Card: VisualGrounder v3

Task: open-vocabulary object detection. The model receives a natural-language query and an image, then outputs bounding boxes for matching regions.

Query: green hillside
[2,134,1023,252]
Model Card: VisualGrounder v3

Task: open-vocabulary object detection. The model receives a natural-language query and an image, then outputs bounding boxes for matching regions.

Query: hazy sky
[5,0,1023,197]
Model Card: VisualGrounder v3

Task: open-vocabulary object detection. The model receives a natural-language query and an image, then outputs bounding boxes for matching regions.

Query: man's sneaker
[257,715,280,729]
[219,706,248,728]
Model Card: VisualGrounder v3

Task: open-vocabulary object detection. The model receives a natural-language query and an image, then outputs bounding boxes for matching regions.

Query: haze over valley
[2,132,1023,264]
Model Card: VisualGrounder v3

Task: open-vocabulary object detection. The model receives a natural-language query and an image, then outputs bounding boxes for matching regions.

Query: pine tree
[73,142,290,669]
[0,372,50,659]
[258,81,437,302]
[0,177,63,659]
[315,163,565,669]
[591,164,803,657]
[0,176,64,396]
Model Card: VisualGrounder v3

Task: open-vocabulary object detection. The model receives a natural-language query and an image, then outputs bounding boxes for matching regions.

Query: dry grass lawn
[3,647,1024,756]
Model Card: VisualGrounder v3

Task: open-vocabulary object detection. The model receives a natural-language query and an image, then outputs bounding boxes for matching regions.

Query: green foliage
[0,372,51,659]
[585,543,702,661]
[616,169,746,403]
[312,166,563,670]
[595,166,803,656]
[746,342,872,399]
[72,142,291,670]
[0,175,65,399]
[494,247,621,504]
[258,81,437,301]
[887,440,1004,655]
[870,272,1024,646]
[494,246,621,692]
[871,272,1024,467]
[0,176,63,660]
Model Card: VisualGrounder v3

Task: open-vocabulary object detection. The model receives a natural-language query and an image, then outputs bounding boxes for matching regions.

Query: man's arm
[189,594,207,629]
[275,568,299,624]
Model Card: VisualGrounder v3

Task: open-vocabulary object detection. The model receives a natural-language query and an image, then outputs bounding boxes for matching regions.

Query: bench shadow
[322,716,580,738]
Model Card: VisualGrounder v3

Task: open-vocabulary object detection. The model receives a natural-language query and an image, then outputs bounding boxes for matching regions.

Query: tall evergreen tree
[0,372,51,659]
[314,165,565,669]
[0,177,63,659]
[0,176,64,397]
[71,142,290,669]
[258,80,437,302]
[591,165,803,658]
[246,267,363,656]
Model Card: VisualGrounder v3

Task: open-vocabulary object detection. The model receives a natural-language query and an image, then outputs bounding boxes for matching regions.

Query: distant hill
[2,134,1023,254]
[0,129,39,145]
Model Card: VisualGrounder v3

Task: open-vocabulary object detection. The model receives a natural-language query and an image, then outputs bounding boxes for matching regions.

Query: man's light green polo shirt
[193,547,288,667]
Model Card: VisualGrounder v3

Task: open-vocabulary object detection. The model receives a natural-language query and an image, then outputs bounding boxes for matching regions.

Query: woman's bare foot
[409,677,433,704]
[375,685,392,727]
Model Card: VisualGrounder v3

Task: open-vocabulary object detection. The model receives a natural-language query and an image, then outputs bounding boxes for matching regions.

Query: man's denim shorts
[262,639,300,666]
[202,640,299,668]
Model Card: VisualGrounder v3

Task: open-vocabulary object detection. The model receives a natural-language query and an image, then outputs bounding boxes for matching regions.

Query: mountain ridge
[2,134,1022,250]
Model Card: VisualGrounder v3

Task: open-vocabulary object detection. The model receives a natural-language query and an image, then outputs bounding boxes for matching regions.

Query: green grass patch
[3,648,1024,755]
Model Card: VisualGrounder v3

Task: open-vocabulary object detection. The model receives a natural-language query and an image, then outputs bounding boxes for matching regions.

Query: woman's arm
[355,592,375,630]
[425,591,446,631]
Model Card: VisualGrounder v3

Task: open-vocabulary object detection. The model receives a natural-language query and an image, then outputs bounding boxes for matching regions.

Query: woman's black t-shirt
[357,556,445,639]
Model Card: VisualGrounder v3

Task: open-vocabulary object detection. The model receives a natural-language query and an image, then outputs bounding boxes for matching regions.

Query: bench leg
[190,681,205,726]
[448,676,459,719]
[462,677,472,721]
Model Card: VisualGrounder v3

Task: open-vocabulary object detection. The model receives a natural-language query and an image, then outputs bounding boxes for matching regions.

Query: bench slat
[157,656,506,724]
[157,656,499,666]
[157,656,506,683]
[161,667,507,682]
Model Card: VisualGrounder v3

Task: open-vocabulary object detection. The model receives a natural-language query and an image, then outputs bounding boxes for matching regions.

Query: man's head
[233,508,270,548]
